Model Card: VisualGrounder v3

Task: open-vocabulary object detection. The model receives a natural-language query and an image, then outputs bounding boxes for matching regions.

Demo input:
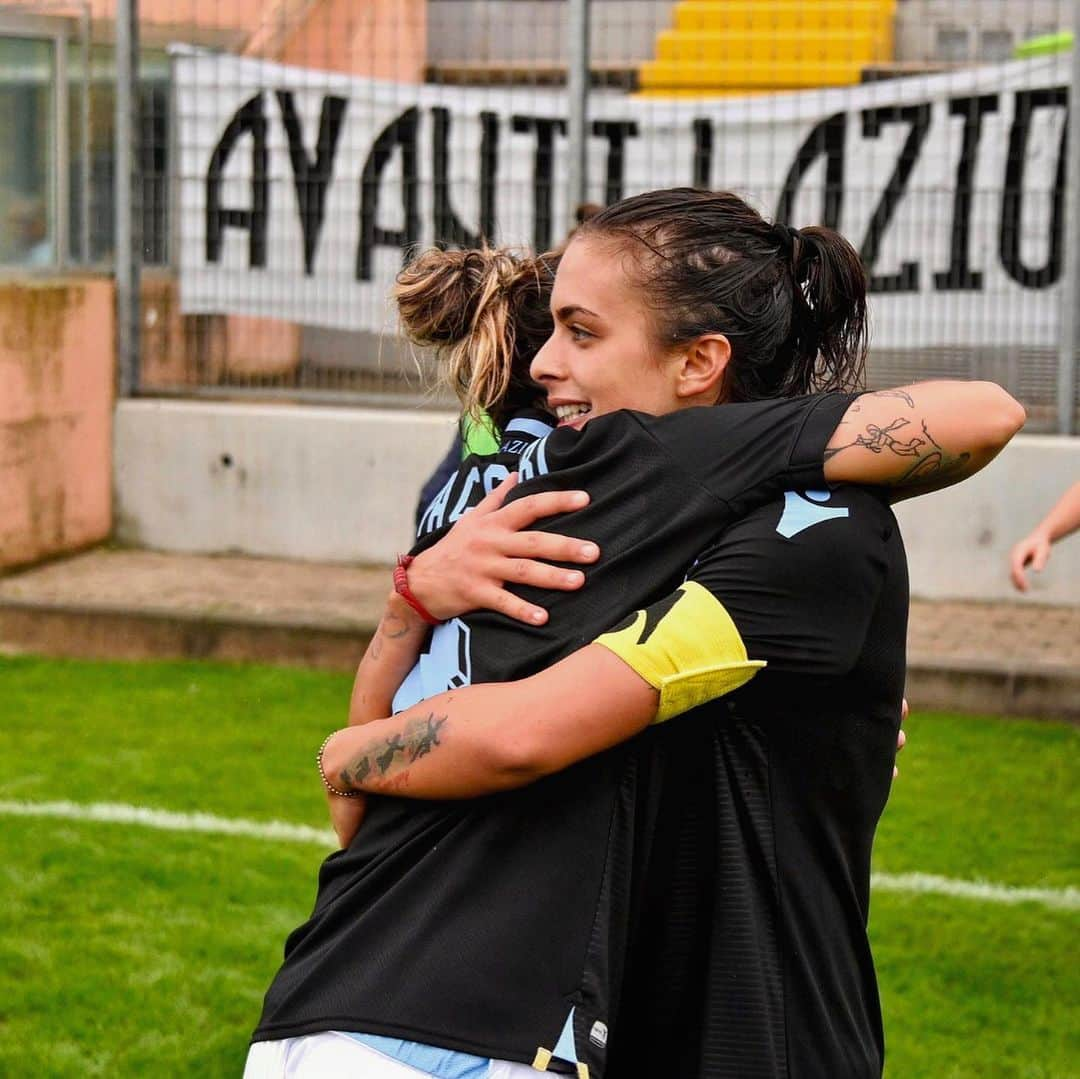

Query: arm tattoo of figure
[825,412,970,487]
[825,416,924,459]
[895,419,971,483]
[339,712,448,791]
[376,734,407,774]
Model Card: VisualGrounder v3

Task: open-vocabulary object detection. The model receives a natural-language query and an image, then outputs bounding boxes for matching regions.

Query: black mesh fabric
[609,488,908,1077]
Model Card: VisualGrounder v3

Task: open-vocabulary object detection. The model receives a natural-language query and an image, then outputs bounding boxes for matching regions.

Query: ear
[675,333,731,403]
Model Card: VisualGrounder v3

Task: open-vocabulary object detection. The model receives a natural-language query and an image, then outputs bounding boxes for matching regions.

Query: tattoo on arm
[866,388,916,408]
[365,609,416,663]
[825,413,970,486]
[895,420,971,483]
[339,712,448,792]
[383,611,411,639]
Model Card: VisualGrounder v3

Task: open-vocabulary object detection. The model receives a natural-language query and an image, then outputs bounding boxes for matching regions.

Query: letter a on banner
[277,91,348,276]
[356,107,420,281]
[205,93,269,267]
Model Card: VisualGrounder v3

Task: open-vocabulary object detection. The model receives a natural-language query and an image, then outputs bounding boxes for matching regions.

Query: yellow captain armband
[592,581,765,725]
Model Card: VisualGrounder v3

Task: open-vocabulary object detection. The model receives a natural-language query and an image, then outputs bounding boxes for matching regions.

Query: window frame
[0,11,77,272]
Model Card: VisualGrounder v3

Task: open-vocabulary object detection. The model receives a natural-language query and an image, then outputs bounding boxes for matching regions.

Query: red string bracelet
[393,554,442,626]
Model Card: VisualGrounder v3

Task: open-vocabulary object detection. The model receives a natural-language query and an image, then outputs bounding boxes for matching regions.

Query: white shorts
[243,1031,541,1078]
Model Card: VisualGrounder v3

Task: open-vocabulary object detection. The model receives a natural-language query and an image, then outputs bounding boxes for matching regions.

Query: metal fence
[1,0,1078,430]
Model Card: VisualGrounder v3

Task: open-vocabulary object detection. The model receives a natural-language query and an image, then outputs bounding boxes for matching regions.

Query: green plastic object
[1014,31,1074,59]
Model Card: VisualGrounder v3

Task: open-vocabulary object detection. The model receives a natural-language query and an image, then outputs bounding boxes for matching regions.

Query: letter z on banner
[174,47,1070,349]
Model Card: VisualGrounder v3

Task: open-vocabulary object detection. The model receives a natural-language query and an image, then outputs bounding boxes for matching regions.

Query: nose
[529,330,562,387]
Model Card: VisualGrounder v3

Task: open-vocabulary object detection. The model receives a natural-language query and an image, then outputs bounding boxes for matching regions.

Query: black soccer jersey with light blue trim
[251,393,857,1075]
[609,486,907,1078]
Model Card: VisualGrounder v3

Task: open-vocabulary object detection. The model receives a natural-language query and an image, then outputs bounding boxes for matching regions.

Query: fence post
[115,0,141,397]
[79,4,91,263]
[1057,5,1080,434]
[566,0,591,221]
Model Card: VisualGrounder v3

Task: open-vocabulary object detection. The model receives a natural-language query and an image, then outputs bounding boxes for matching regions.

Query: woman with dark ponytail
[575,188,868,403]
[246,190,1024,1079]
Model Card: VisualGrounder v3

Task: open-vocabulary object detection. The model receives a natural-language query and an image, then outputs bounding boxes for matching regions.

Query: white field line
[1,799,1077,911]
[871,872,1079,911]
[0,798,335,847]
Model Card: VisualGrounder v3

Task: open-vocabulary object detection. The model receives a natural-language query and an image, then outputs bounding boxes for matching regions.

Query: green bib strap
[462,410,501,457]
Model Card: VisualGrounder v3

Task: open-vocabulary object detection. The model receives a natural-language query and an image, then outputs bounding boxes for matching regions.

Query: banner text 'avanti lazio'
[176,50,1070,348]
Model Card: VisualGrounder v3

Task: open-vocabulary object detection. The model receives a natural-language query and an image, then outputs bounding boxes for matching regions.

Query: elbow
[484,729,553,789]
[977,383,1026,452]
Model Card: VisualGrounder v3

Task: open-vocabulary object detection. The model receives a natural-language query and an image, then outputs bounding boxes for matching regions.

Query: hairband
[771,222,801,256]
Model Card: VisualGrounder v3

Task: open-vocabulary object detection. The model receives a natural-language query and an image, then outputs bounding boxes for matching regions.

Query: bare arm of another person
[1010,480,1080,591]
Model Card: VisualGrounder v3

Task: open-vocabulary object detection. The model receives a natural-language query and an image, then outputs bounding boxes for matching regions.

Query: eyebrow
[555,304,602,321]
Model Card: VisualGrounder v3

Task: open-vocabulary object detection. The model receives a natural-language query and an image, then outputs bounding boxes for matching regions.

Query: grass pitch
[1,656,1077,1077]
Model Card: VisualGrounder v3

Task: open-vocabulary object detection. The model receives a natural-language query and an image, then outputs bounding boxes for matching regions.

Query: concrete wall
[0,278,115,572]
[115,400,1080,606]
[894,435,1080,606]
[894,0,1071,63]
[113,399,457,564]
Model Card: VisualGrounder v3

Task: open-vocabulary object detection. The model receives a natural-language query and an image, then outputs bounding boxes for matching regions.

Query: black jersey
[251,394,856,1074]
[609,487,908,1078]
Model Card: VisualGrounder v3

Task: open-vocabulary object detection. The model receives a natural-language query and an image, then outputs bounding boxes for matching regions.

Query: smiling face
[529,236,694,429]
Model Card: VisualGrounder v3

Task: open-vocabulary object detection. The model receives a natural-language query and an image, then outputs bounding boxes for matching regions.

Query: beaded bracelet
[317,732,364,798]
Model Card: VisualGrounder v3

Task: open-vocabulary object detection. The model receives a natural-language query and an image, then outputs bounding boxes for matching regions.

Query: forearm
[348,592,429,726]
[1038,482,1080,543]
[823,381,1025,497]
[326,580,764,799]
[327,646,659,799]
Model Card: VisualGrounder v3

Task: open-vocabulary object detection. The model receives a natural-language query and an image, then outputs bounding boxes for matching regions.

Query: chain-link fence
[2,0,1078,429]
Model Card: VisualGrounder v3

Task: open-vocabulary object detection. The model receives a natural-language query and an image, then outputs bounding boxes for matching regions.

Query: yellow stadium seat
[639,0,896,95]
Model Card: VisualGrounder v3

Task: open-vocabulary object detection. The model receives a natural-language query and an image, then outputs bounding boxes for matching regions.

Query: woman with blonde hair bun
[396,247,556,434]
[246,189,1024,1079]
[404,246,562,518]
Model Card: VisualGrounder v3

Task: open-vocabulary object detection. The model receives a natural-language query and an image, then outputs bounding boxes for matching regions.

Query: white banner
[175,49,1071,348]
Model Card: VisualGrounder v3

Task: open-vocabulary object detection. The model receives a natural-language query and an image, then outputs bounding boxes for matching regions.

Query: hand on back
[408,473,600,626]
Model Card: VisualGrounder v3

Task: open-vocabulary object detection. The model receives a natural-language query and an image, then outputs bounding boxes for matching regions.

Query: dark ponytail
[786,225,868,396]
[579,188,868,401]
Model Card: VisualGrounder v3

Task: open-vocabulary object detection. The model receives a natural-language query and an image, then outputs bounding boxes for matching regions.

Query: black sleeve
[686,488,891,678]
[630,392,857,513]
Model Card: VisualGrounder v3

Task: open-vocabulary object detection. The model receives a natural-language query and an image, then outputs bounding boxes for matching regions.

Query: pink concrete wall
[77,0,428,79]
[138,274,302,388]
[0,278,115,571]
[281,0,427,80]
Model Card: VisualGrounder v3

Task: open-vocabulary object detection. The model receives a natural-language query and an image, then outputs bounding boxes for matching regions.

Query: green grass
[1,656,1077,1077]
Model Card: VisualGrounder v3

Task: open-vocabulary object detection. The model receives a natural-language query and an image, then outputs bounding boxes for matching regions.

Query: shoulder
[720,486,895,547]
[691,487,899,595]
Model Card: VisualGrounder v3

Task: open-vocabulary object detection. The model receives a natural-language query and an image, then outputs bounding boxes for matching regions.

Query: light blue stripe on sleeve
[503,416,554,441]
